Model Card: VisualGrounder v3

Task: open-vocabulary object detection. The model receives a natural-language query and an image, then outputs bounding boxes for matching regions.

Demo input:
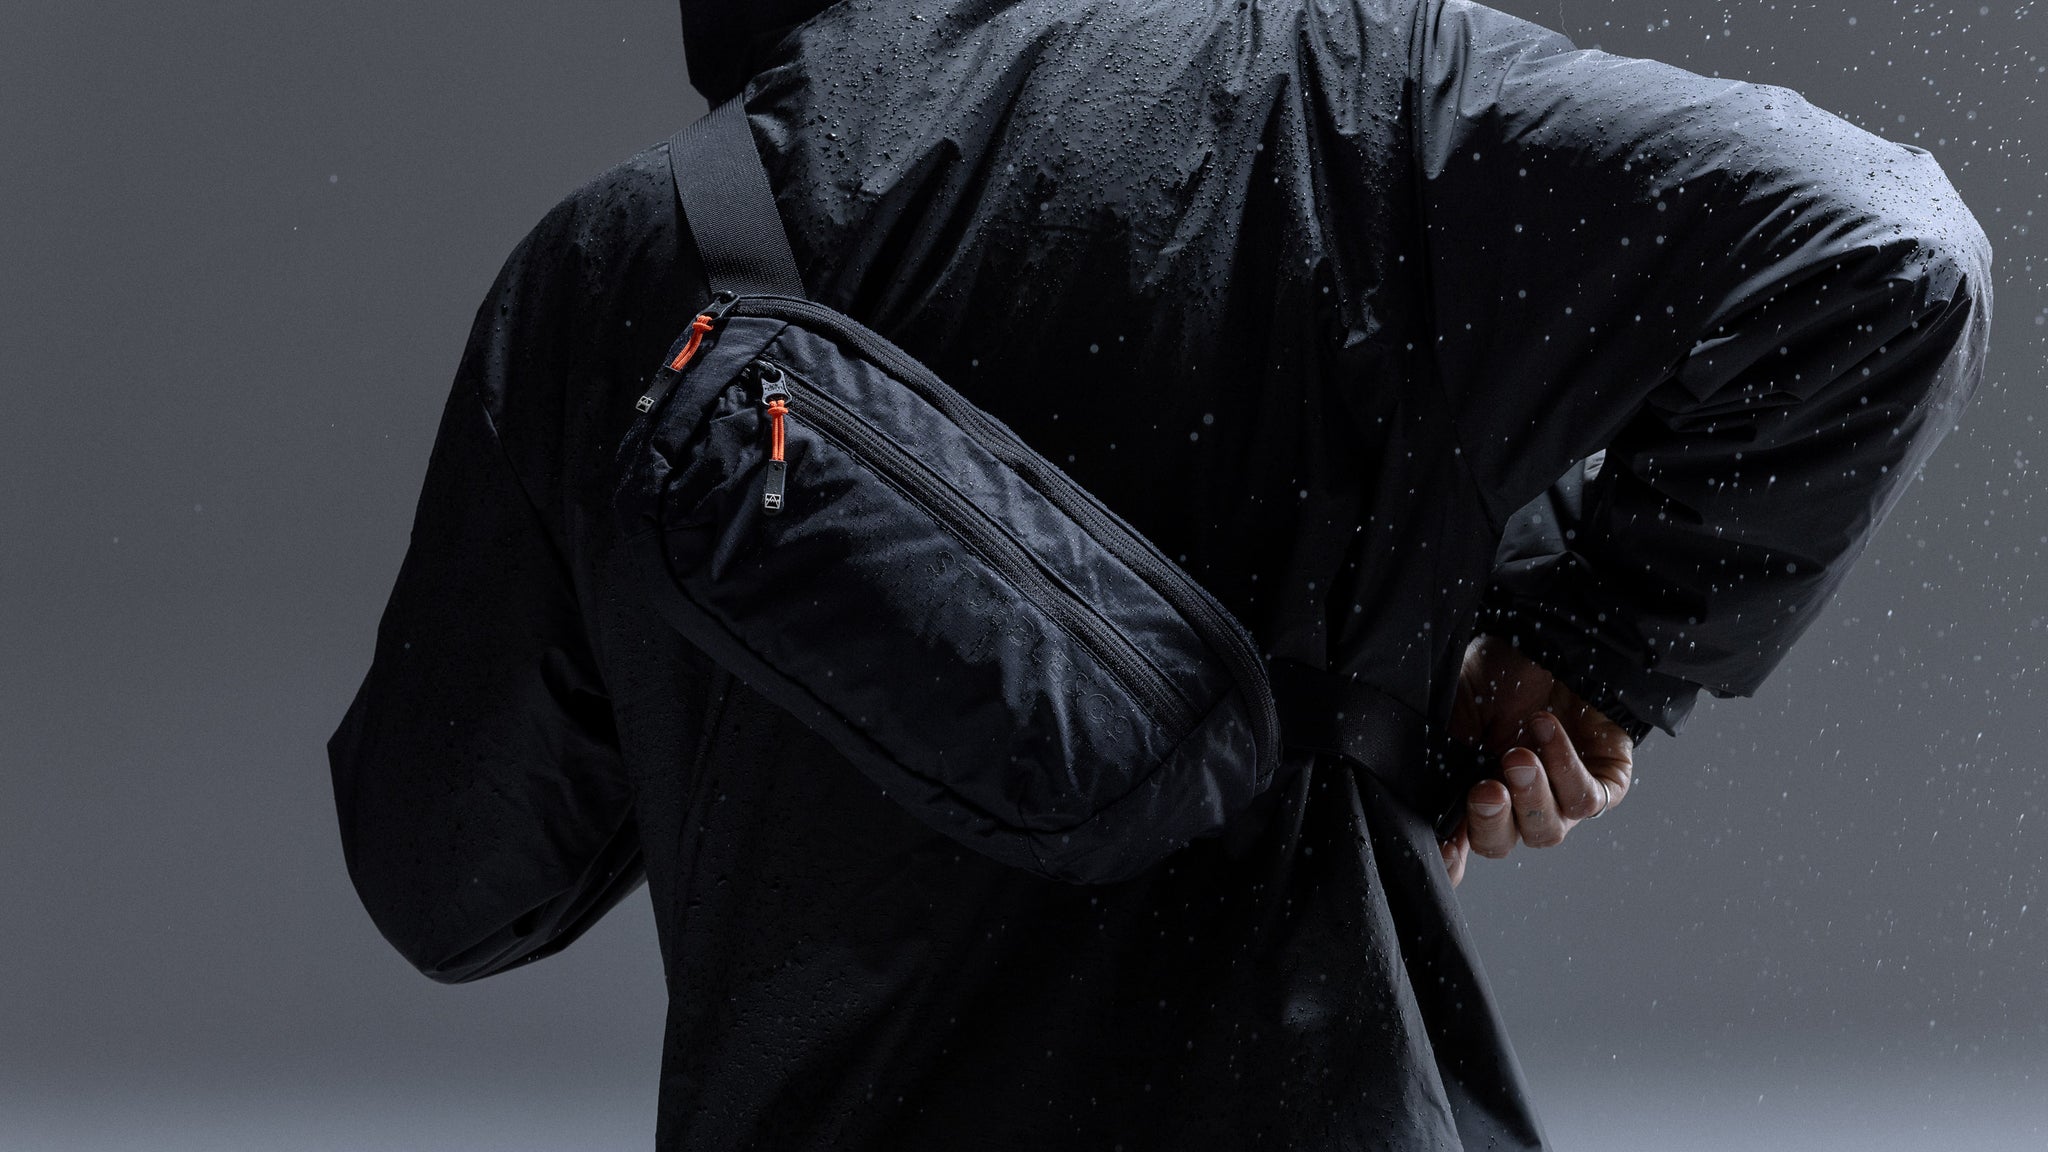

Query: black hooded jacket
[329,1,1990,1147]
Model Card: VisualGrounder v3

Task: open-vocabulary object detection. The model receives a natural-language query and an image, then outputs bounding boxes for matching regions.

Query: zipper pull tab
[635,291,740,413]
[757,361,790,516]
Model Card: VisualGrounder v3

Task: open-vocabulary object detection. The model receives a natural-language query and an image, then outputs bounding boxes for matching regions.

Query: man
[329,0,1990,1146]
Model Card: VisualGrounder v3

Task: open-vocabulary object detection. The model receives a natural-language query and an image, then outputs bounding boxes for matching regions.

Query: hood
[679,0,840,104]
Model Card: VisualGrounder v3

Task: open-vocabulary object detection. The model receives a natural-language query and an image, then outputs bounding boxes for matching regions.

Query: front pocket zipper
[757,363,789,515]
[752,356,1199,735]
[718,298,1274,758]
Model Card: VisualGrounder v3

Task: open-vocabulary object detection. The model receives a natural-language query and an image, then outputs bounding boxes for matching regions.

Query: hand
[1437,635,1634,887]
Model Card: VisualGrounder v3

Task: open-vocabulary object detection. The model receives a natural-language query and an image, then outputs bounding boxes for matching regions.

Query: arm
[327,207,640,983]
[1482,456,1701,743]
[1407,1,1991,877]
[1412,0,1992,742]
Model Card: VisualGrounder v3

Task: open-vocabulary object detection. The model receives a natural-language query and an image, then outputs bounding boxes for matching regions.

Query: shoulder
[464,140,700,527]
[479,137,700,389]
[506,141,684,301]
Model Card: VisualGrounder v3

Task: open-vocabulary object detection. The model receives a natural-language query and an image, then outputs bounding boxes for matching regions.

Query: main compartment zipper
[728,296,1273,754]
[756,356,1199,735]
[631,292,1279,754]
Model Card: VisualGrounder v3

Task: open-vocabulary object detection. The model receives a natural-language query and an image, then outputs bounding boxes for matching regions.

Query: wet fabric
[329,0,1990,1147]
[620,301,1284,883]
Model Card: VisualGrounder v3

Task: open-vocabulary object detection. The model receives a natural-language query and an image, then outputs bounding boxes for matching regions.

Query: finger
[1466,778,1516,859]
[1551,698,1636,814]
[1439,820,1469,888]
[1458,636,1555,755]
[1529,710,1604,822]
[1588,757,1631,815]
[1502,745,1570,848]
[1583,737,1634,815]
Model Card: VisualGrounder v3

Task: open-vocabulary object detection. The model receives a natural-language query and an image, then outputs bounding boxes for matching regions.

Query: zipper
[634,292,1278,754]
[756,362,789,515]
[758,356,1200,735]
[635,291,740,414]
[727,296,1273,750]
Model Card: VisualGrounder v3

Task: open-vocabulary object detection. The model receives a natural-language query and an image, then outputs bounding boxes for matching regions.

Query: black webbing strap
[670,98,807,300]
[1268,659,1425,771]
[1270,658,1478,838]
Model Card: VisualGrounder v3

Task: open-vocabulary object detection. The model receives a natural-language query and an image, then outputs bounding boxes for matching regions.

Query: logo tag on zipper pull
[762,459,787,515]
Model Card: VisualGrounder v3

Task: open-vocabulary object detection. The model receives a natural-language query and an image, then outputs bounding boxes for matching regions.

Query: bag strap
[1267,659,1423,769]
[670,97,807,299]
[1269,657,1468,834]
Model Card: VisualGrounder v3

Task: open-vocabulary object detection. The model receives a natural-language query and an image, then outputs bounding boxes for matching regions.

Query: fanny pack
[614,99,1435,883]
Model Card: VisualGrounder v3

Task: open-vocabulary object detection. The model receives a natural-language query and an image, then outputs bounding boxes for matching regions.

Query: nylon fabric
[618,308,1275,882]
[332,0,1990,1147]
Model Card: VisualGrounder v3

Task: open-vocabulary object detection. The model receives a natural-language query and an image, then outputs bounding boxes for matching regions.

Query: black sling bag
[614,99,1441,883]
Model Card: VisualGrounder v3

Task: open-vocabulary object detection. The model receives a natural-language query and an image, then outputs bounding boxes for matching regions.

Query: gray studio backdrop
[3,1,2042,1148]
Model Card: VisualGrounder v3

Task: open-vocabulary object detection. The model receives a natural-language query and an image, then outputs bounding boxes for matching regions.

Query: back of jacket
[329,1,1990,1148]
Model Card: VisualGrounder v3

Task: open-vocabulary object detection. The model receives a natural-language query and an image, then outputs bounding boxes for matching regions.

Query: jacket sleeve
[327,205,642,984]
[1409,0,1993,739]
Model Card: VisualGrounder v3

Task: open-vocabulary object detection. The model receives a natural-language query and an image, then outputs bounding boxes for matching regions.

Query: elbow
[339,841,549,986]
[1878,163,1995,431]
[1756,88,1994,325]
[1909,185,1993,327]
[330,825,475,984]
[330,721,639,985]
[1810,145,1995,426]
[1855,144,1994,322]
[407,921,550,986]
[327,726,504,985]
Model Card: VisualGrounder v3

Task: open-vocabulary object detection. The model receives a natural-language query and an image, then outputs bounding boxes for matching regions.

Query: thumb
[1439,819,1469,888]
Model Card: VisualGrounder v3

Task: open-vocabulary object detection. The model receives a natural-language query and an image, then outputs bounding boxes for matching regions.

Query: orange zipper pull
[667,312,716,371]
[757,361,790,515]
[669,290,739,370]
[766,397,788,461]
[634,292,738,414]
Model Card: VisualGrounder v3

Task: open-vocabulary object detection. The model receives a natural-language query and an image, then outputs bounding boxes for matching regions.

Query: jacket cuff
[1474,596,1698,745]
